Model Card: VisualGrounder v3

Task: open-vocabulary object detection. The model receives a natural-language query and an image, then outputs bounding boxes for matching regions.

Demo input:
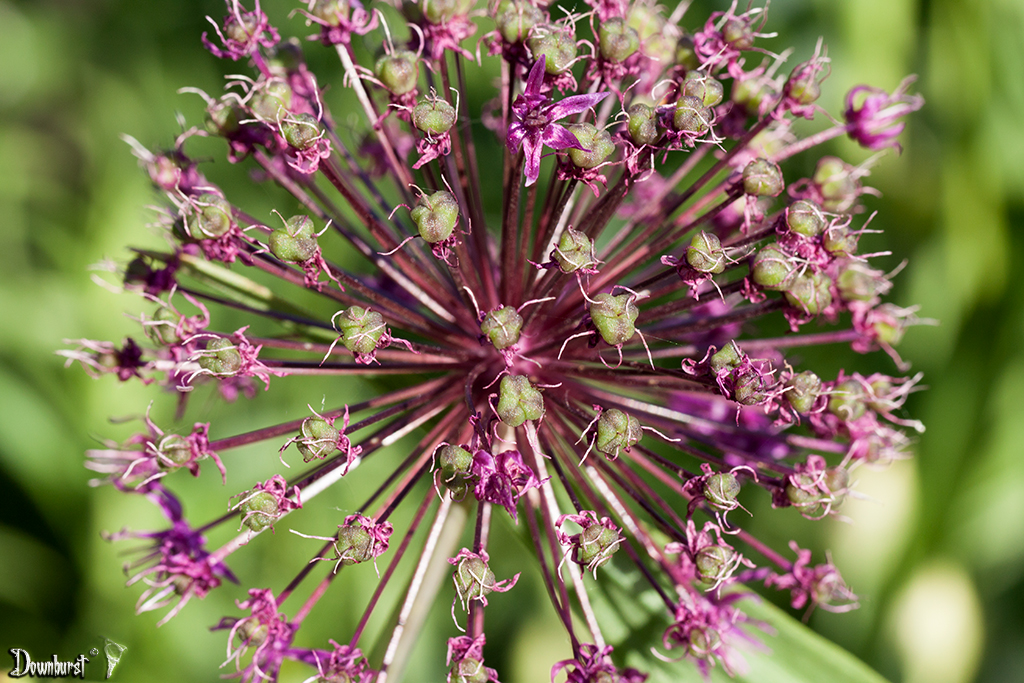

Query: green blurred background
[1,0,1022,681]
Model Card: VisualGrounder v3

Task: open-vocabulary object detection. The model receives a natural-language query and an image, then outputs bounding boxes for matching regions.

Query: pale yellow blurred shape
[829,458,918,595]
[887,561,983,683]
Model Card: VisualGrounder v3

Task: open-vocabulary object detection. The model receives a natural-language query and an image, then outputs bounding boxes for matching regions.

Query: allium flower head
[70,0,926,680]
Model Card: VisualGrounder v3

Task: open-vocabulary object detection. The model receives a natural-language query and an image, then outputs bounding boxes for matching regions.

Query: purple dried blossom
[844,77,925,151]
[661,591,755,677]
[665,520,754,592]
[765,541,859,616]
[72,2,927,681]
[90,415,224,487]
[106,486,237,626]
[446,635,500,683]
[507,56,610,186]
[212,588,297,682]
[471,448,542,521]
[298,640,376,682]
[551,643,647,683]
[202,0,280,62]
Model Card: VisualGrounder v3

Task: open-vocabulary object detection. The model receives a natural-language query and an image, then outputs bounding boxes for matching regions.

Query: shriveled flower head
[68,0,925,680]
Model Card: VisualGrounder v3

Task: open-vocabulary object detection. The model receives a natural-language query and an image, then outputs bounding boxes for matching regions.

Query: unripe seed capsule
[566,123,615,169]
[374,51,420,96]
[742,158,784,197]
[682,71,724,107]
[410,191,459,244]
[589,292,639,347]
[626,103,659,146]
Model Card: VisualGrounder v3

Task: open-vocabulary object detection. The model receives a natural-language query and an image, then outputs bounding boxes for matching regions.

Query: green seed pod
[566,123,615,169]
[787,66,822,106]
[626,103,659,146]
[281,113,321,150]
[206,100,243,136]
[410,190,460,244]
[641,31,675,64]
[686,231,726,274]
[480,305,524,350]
[225,12,260,44]
[438,444,473,495]
[191,194,234,240]
[751,244,793,290]
[496,375,545,427]
[732,76,776,114]
[871,303,908,346]
[626,3,662,41]
[527,30,577,74]
[374,51,420,96]
[674,33,699,70]
[198,337,243,377]
[156,434,192,470]
[673,95,711,134]
[784,272,833,316]
[733,368,767,406]
[742,158,784,197]
[598,18,640,63]
[250,80,293,122]
[238,491,279,532]
[266,38,304,75]
[453,555,497,602]
[682,71,724,107]
[814,156,859,212]
[703,472,740,512]
[146,306,182,347]
[823,225,859,257]
[295,416,339,462]
[412,97,457,135]
[695,544,737,584]
[573,524,621,570]
[234,616,269,648]
[786,200,825,237]
[785,473,823,513]
[810,569,850,606]
[785,371,822,414]
[421,0,473,24]
[722,16,755,50]
[335,306,386,355]
[493,0,544,44]
[336,523,375,565]
[552,227,597,274]
[310,0,350,26]
[450,658,490,683]
[709,341,742,373]
[589,292,639,347]
[595,408,642,458]
[825,467,850,504]
[836,260,885,302]
[687,626,722,661]
[269,215,319,263]
[829,379,867,421]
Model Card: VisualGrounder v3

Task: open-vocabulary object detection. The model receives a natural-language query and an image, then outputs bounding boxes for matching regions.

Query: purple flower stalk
[69,0,926,680]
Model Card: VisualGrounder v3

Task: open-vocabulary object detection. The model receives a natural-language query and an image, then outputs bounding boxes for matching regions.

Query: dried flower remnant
[70,0,926,680]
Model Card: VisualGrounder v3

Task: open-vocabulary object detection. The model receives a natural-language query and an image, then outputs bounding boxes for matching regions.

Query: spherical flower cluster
[66,0,925,680]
